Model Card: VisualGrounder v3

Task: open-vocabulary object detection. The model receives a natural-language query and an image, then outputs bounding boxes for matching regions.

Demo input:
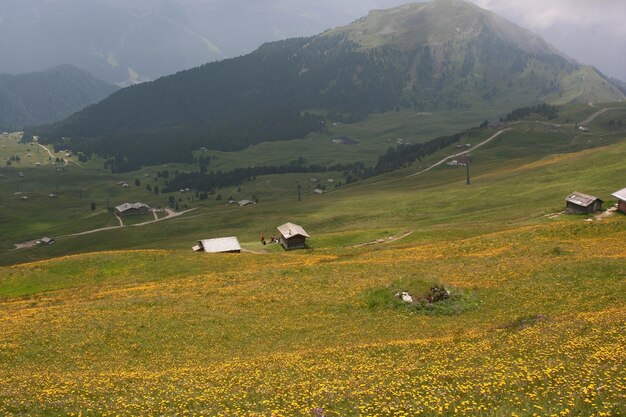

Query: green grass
[1,103,625,415]
[1,102,625,267]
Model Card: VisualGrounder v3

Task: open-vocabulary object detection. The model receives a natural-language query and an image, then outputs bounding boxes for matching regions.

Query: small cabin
[277,222,310,251]
[115,202,151,216]
[612,187,626,213]
[193,237,241,253]
[238,199,255,207]
[565,192,603,214]
[38,237,55,245]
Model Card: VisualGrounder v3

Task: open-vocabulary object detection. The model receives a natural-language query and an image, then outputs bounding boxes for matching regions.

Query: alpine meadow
[0,1,625,416]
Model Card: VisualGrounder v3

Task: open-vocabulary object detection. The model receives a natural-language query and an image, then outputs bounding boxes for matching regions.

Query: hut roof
[277,222,310,239]
[238,199,254,206]
[565,192,602,207]
[197,237,241,253]
[115,202,150,212]
[612,187,626,201]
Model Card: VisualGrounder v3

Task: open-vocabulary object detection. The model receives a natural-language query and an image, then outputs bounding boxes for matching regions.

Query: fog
[0,0,623,83]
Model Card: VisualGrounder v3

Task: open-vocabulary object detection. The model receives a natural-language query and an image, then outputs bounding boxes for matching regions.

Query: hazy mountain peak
[327,0,563,58]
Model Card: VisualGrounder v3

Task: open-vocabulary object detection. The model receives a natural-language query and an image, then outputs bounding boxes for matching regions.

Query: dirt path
[132,208,196,226]
[354,230,413,247]
[38,143,55,159]
[241,248,268,254]
[593,207,617,221]
[14,208,198,248]
[407,129,511,178]
[581,108,610,126]
[13,239,40,249]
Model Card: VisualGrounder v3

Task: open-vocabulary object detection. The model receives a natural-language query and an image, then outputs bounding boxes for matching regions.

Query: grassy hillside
[3,102,626,264]
[2,100,626,414]
[0,212,624,415]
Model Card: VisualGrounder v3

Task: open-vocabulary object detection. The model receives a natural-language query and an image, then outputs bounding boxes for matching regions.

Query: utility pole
[296,180,301,202]
[466,154,471,185]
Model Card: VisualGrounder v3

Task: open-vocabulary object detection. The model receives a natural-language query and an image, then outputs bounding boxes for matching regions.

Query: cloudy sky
[467,0,626,80]
[263,0,626,81]
[1,0,624,82]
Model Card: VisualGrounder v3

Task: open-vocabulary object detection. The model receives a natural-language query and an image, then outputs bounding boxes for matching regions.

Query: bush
[362,275,480,316]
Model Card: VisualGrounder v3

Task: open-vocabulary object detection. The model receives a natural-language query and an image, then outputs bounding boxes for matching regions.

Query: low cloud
[469,0,626,80]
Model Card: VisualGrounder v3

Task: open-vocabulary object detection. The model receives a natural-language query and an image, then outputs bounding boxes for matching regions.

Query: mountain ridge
[32,0,624,171]
[0,65,118,131]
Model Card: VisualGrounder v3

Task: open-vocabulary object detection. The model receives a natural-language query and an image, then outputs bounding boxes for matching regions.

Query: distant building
[277,222,310,251]
[48,193,58,198]
[488,121,507,129]
[38,237,55,245]
[115,202,151,216]
[612,187,626,213]
[565,192,603,214]
[313,189,325,194]
[238,199,255,207]
[193,237,241,253]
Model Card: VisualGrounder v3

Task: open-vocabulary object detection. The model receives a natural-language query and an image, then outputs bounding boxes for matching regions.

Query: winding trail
[354,230,414,247]
[581,108,610,126]
[407,129,511,178]
[14,208,198,248]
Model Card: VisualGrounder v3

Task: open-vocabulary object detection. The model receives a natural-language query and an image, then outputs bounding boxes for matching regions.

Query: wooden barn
[612,187,626,213]
[193,237,241,253]
[115,202,151,216]
[277,222,310,251]
[565,192,603,214]
[38,237,55,245]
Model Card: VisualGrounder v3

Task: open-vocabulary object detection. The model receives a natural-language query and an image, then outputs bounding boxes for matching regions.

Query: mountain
[0,65,118,131]
[0,0,407,85]
[33,0,625,172]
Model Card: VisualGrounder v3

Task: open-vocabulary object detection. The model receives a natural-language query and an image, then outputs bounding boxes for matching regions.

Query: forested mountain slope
[33,0,624,171]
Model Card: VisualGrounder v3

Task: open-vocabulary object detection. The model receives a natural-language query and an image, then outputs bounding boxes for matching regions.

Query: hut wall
[565,202,590,214]
[618,200,626,213]
[281,235,307,250]
[592,200,603,212]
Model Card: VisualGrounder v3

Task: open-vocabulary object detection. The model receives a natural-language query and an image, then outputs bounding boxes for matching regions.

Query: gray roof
[612,187,626,201]
[238,199,254,206]
[277,222,310,239]
[565,192,602,207]
[115,202,151,212]
[197,237,241,253]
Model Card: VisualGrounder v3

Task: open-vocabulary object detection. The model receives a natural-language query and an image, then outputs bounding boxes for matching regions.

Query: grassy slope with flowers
[1,171,626,415]
[0,219,624,416]
[1,106,626,416]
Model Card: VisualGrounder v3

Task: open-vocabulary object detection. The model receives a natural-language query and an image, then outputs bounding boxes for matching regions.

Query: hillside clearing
[0,219,624,416]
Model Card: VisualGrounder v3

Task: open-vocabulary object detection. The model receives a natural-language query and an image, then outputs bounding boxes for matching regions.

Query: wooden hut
[277,222,310,251]
[565,192,603,214]
[115,202,151,216]
[193,237,241,253]
[612,188,626,213]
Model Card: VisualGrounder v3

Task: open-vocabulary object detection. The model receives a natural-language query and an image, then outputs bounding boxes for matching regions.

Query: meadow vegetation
[0,103,625,415]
